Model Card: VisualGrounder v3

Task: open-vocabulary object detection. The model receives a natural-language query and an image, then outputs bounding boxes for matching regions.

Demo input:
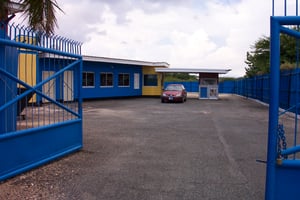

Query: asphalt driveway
[0,94,270,199]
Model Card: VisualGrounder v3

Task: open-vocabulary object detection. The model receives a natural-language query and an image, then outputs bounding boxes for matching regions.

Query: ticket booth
[199,73,219,99]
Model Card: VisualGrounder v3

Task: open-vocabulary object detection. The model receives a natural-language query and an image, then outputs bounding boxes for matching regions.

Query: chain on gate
[277,124,288,160]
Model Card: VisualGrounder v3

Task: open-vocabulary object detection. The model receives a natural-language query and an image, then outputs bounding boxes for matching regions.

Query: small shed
[155,68,231,99]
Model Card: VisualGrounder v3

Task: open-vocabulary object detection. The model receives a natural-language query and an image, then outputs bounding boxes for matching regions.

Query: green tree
[0,0,63,35]
[280,33,297,64]
[245,28,299,77]
[219,77,238,82]
[164,73,198,82]
[245,36,270,77]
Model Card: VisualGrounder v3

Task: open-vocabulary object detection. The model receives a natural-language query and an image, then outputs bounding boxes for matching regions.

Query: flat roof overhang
[155,68,231,74]
[83,55,170,67]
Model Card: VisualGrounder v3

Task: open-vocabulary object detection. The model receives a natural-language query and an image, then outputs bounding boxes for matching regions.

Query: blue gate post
[0,22,18,133]
[0,22,18,134]
[265,16,281,200]
[0,23,5,133]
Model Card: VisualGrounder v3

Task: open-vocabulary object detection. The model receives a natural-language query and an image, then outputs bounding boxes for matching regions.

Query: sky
[12,0,298,77]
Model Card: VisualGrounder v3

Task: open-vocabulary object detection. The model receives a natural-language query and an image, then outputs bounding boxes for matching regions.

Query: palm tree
[0,0,63,35]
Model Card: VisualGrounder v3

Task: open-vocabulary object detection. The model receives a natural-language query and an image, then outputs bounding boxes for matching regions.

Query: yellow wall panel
[18,53,37,102]
[17,36,37,103]
[16,36,37,45]
[142,66,164,96]
[18,53,36,87]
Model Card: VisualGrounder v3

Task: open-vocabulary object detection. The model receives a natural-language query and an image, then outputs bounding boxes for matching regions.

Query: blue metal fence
[0,22,83,181]
[218,69,300,112]
[164,81,199,92]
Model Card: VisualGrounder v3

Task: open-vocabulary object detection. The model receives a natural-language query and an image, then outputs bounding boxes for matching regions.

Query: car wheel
[181,97,185,103]
[161,99,164,103]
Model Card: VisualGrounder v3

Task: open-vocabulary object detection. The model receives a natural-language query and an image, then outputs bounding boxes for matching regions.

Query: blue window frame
[100,72,113,87]
[118,73,130,87]
[82,72,95,87]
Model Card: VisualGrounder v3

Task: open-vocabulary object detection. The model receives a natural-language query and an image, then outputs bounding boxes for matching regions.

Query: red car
[161,84,187,103]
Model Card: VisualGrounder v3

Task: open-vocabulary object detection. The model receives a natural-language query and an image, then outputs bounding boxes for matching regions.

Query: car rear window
[166,85,182,91]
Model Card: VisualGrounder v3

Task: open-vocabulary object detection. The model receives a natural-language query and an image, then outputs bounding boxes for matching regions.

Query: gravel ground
[0,94,277,199]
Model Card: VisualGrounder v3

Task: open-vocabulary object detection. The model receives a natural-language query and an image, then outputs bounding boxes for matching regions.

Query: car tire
[181,97,184,103]
[161,99,164,103]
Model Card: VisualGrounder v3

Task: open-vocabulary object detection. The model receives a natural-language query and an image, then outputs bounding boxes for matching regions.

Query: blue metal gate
[266,1,300,199]
[0,22,83,181]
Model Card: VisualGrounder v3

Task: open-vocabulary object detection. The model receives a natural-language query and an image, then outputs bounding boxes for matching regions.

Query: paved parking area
[0,94,270,199]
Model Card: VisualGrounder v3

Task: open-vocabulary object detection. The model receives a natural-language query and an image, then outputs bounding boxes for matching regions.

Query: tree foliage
[164,73,198,82]
[245,36,270,77]
[245,30,298,77]
[219,77,239,82]
[0,0,63,35]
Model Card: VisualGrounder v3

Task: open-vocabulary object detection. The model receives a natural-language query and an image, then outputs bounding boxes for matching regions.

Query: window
[200,78,217,86]
[144,74,158,86]
[100,73,113,87]
[118,73,130,87]
[82,72,95,87]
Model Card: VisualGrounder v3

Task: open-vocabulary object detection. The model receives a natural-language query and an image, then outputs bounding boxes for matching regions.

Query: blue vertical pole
[78,56,83,147]
[297,0,299,16]
[295,28,300,159]
[78,58,83,119]
[284,0,287,16]
[272,0,275,16]
[0,24,5,133]
[0,22,18,134]
[295,0,300,160]
[265,16,280,200]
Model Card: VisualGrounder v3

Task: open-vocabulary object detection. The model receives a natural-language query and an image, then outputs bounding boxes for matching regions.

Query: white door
[42,71,56,103]
[134,73,140,89]
[63,71,74,101]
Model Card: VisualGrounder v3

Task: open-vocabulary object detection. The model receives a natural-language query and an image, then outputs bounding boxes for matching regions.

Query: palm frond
[20,0,63,35]
[0,0,10,21]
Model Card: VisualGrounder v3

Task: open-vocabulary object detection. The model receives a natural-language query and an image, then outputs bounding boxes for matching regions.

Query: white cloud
[10,0,283,77]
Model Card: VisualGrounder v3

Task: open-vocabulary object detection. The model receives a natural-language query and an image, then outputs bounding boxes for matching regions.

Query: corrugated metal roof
[83,55,169,67]
[155,68,231,74]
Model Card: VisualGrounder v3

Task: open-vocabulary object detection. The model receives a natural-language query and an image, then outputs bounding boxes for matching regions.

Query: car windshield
[165,85,182,91]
